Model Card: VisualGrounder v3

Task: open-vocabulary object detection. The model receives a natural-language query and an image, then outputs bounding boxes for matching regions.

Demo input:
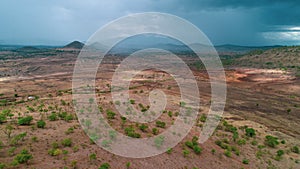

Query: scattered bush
[124,126,140,138]
[291,146,300,154]
[0,163,6,169]
[224,150,232,157]
[139,124,148,132]
[168,111,173,117]
[48,148,62,156]
[245,128,256,137]
[265,135,279,148]
[166,148,173,154]
[99,163,110,169]
[10,132,27,146]
[185,141,194,149]
[18,116,33,125]
[183,149,190,157]
[199,114,207,122]
[242,159,249,164]
[193,145,202,154]
[106,110,116,119]
[65,127,74,135]
[0,113,7,124]
[37,120,46,128]
[156,121,166,128]
[129,99,135,104]
[61,138,72,147]
[89,153,97,161]
[152,128,159,135]
[237,139,246,145]
[48,112,58,121]
[277,150,284,157]
[14,149,32,164]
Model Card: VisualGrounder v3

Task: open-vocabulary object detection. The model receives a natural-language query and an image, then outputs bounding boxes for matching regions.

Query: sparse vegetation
[265,135,279,148]
[18,116,33,125]
[36,120,46,128]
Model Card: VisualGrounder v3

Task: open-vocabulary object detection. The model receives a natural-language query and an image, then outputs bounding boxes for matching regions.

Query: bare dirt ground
[0,51,299,169]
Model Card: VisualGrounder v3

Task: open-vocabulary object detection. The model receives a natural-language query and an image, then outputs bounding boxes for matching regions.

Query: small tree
[245,128,256,137]
[14,149,33,164]
[2,124,14,139]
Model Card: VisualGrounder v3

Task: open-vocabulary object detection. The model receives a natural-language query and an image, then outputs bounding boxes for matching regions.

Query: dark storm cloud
[0,0,299,45]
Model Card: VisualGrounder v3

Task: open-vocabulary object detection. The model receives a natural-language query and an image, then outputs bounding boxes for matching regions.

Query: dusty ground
[0,50,299,169]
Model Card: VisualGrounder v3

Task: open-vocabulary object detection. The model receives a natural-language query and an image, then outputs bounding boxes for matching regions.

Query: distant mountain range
[0,41,284,55]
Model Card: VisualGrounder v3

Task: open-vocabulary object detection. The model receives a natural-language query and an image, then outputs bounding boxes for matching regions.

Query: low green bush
[37,120,46,128]
[18,116,33,125]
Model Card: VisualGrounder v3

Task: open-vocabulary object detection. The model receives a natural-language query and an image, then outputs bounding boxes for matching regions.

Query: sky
[0,0,300,46]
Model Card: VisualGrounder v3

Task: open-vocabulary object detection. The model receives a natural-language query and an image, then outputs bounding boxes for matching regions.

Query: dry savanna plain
[0,42,300,169]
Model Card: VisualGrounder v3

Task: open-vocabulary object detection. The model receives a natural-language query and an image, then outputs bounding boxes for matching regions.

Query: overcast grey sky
[0,0,300,46]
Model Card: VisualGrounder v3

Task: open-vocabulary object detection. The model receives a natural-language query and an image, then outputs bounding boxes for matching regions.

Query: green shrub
[0,163,6,169]
[61,138,72,147]
[139,124,148,132]
[124,127,140,138]
[242,159,249,164]
[183,149,190,157]
[48,112,58,121]
[193,145,202,154]
[291,146,300,154]
[152,128,159,135]
[0,141,3,149]
[224,150,232,157]
[156,121,166,128]
[14,149,32,164]
[168,111,173,117]
[10,132,27,146]
[106,110,116,119]
[99,163,110,169]
[129,99,135,104]
[65,127,74,135]
[8,147,16,156]
[0,114,7,124]
[89,153,96,160]
[199,114,207,122]
[18,116,33,125]
[185,141,194,149]
[48,148,62,156]
[233,131,239,142]
[251,140,258,146]
[166,148,173,154]
[237,139,246,145]
[37,120,46,128]
[126,162,131,169]
[265,135,279,148]
[64,114,73,122]
[277,150,284,157]
[245,128,256,137]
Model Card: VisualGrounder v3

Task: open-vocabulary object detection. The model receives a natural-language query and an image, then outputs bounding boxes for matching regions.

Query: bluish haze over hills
[0,0,299,46]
